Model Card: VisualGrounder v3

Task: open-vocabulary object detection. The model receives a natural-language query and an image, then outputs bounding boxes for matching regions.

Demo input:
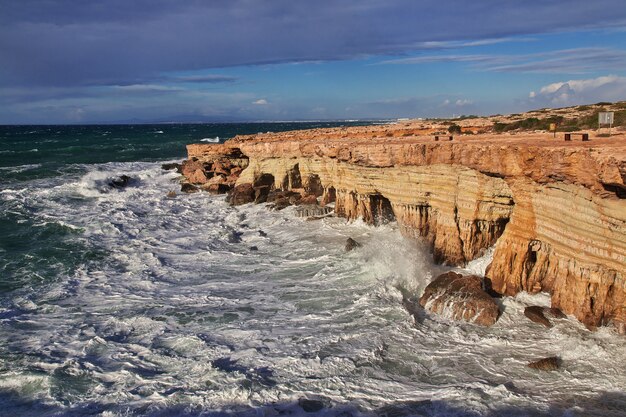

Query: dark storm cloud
[1,0,626,88]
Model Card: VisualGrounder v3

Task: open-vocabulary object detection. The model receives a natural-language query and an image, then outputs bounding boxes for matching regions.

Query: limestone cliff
[184,126,626,332]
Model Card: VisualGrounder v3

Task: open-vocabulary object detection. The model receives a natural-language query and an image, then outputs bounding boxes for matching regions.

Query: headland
[176,102,626,332]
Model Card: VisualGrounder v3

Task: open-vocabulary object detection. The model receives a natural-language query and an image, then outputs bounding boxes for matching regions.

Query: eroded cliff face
[185,131,626,331]
[236,157,513,265]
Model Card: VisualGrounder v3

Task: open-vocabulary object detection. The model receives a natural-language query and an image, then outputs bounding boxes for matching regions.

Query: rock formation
[527,356,560,371]
[418,272,500,326]
[181,122,626,332]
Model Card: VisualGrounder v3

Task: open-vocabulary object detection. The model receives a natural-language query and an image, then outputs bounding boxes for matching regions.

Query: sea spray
[0,124,625,416]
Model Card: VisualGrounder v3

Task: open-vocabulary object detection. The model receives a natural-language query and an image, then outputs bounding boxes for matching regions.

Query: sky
[1,1,626,124]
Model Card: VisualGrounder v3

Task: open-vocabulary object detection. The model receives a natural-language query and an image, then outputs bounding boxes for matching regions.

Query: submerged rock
[524,306,552,328]
[108,175,132,189]
[180,183,199,193]
[166,190,177,198]
[546,307,567,319]
[295,205,333,218]
[524,306,567,328]
[229,184,255,205]
[528,356,560,371]
[419,272,500,326]
[345,237,361,251]
[298,398,325,413]
[161,162,181,172]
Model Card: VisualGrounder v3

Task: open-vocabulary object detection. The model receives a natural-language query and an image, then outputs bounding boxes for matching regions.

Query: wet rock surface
[419,272,500,326]
[108,175,132,189]
[524,305,568,328]
[182,129,626,331]
[524,306,553,328]
[345,237,361,252]
[298,398,325,413]
[528,356,560,371]
[161,162,181,172]
[180,183,199,193]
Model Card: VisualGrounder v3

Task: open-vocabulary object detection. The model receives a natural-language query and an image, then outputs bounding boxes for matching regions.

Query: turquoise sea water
[0,123,625,417]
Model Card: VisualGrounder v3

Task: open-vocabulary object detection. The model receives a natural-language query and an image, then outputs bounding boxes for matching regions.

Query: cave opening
[283,164,302,190]
[252,173,276,203]
[254,173,275,189]
[322,186,336,206]
[305,174,324,197]
[370,194,396,226]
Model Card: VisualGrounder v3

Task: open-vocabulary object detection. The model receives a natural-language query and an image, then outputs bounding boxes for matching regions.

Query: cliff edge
[184,121,626,332]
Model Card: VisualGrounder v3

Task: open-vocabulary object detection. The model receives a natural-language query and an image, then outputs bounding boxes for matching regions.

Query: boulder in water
[298,398,325,413]
[528,356,560,371]
[109,175,132,188]
[180,183,199,193]
[254,185,271,204]
[524,306,552,328]
[166,190,177,198]
[345,237,361,251]
[161,162,181,172]
[523,305,567,328]
[229,183,255,205]
[419,272,500,326]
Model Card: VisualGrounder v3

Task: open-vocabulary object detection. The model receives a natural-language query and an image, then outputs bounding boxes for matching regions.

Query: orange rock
[183,122,626,331]
[419,272,500,326]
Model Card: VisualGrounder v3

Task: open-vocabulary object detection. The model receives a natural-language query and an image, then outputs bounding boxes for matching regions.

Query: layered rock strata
[184,129,626,331]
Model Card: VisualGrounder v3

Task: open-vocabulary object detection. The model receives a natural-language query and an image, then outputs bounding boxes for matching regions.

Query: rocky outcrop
[418,272,500,326]
[345,238,361,252]
[184,126,626,331]
[180,144,249,194]
[528,356,560,371]
[524,306,567,328]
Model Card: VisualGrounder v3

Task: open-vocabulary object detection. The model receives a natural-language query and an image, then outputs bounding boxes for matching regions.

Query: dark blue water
[0,123,367,182]
[0,122,368,295]
[0,123,624,417]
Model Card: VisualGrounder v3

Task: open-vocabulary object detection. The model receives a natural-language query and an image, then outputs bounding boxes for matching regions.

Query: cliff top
[221,121,626,160]
[187,103,626,198]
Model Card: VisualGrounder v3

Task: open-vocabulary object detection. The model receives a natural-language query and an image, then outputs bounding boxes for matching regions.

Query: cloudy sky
[1,0,626,124]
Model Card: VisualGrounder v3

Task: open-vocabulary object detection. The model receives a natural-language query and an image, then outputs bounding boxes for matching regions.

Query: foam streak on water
[0,161,625,417]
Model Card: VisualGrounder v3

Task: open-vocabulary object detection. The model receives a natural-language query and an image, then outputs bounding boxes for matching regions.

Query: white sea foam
[0,161,624,416]
[200,136,220,142]
[0,163,42,173]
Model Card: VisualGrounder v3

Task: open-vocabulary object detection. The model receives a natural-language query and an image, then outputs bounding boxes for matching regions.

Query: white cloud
[253,99,268,105]
[113,84,182,92]
[530,75,626,106]
[378,47,626,74]
[455,99,473,106]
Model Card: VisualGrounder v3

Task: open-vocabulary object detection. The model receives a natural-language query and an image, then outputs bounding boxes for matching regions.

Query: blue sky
[1,1,626,124]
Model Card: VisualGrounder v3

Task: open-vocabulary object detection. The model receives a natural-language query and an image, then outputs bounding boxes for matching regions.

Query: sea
[0,123,624,417]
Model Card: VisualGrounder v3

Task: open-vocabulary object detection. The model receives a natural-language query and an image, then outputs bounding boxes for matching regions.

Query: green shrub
[448,124,462,134]
[493,122,508,133]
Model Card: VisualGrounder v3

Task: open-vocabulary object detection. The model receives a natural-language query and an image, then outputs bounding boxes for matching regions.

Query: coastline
[180,115,626,332]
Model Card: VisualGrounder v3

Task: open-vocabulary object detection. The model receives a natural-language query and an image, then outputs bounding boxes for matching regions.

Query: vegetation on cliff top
[492,103,626,133]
